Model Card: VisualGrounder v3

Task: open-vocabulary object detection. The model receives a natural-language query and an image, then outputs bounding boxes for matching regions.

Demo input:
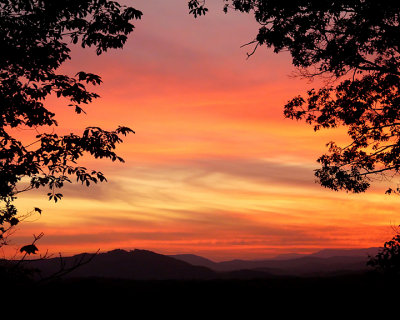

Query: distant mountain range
[170,247,380,274]
[170,247,380,275]
[20,247,380,281]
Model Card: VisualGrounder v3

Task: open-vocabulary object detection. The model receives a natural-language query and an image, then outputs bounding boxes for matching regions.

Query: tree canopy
[0,0,142,247]
[190,0,400,193]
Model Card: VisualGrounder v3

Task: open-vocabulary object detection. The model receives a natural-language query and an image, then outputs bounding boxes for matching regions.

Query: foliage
[0,0,142,249]
[368,227,400,276]
[192,0,400,193]
[188,0,208,18]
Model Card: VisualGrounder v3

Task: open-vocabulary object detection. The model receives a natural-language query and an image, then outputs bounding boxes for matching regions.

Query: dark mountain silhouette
[168,254,219,269]
[26,249,217,280]
[22,247,380,281]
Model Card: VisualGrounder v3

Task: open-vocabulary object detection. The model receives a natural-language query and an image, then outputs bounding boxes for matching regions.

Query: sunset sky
[7,0,400,261]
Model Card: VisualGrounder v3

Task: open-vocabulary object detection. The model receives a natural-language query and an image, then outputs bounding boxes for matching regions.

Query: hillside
[24,249,217,280]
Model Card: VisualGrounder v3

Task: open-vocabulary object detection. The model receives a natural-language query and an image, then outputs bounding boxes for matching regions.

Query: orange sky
[6,0,400,261]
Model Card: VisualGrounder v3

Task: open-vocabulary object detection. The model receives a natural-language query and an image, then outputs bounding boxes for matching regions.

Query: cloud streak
[8,0,399,260]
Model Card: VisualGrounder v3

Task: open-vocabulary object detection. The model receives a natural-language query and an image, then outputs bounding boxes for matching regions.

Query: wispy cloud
[9,0,399,260]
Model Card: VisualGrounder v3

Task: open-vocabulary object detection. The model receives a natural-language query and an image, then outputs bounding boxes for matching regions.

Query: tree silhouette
[190,0,400,194]
[368,226,400,276]
[0,0,142,249]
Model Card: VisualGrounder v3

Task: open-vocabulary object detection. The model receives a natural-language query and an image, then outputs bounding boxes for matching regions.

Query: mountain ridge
[169,247,380,271]
[23,248,217,280]
[15,247,380,280]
